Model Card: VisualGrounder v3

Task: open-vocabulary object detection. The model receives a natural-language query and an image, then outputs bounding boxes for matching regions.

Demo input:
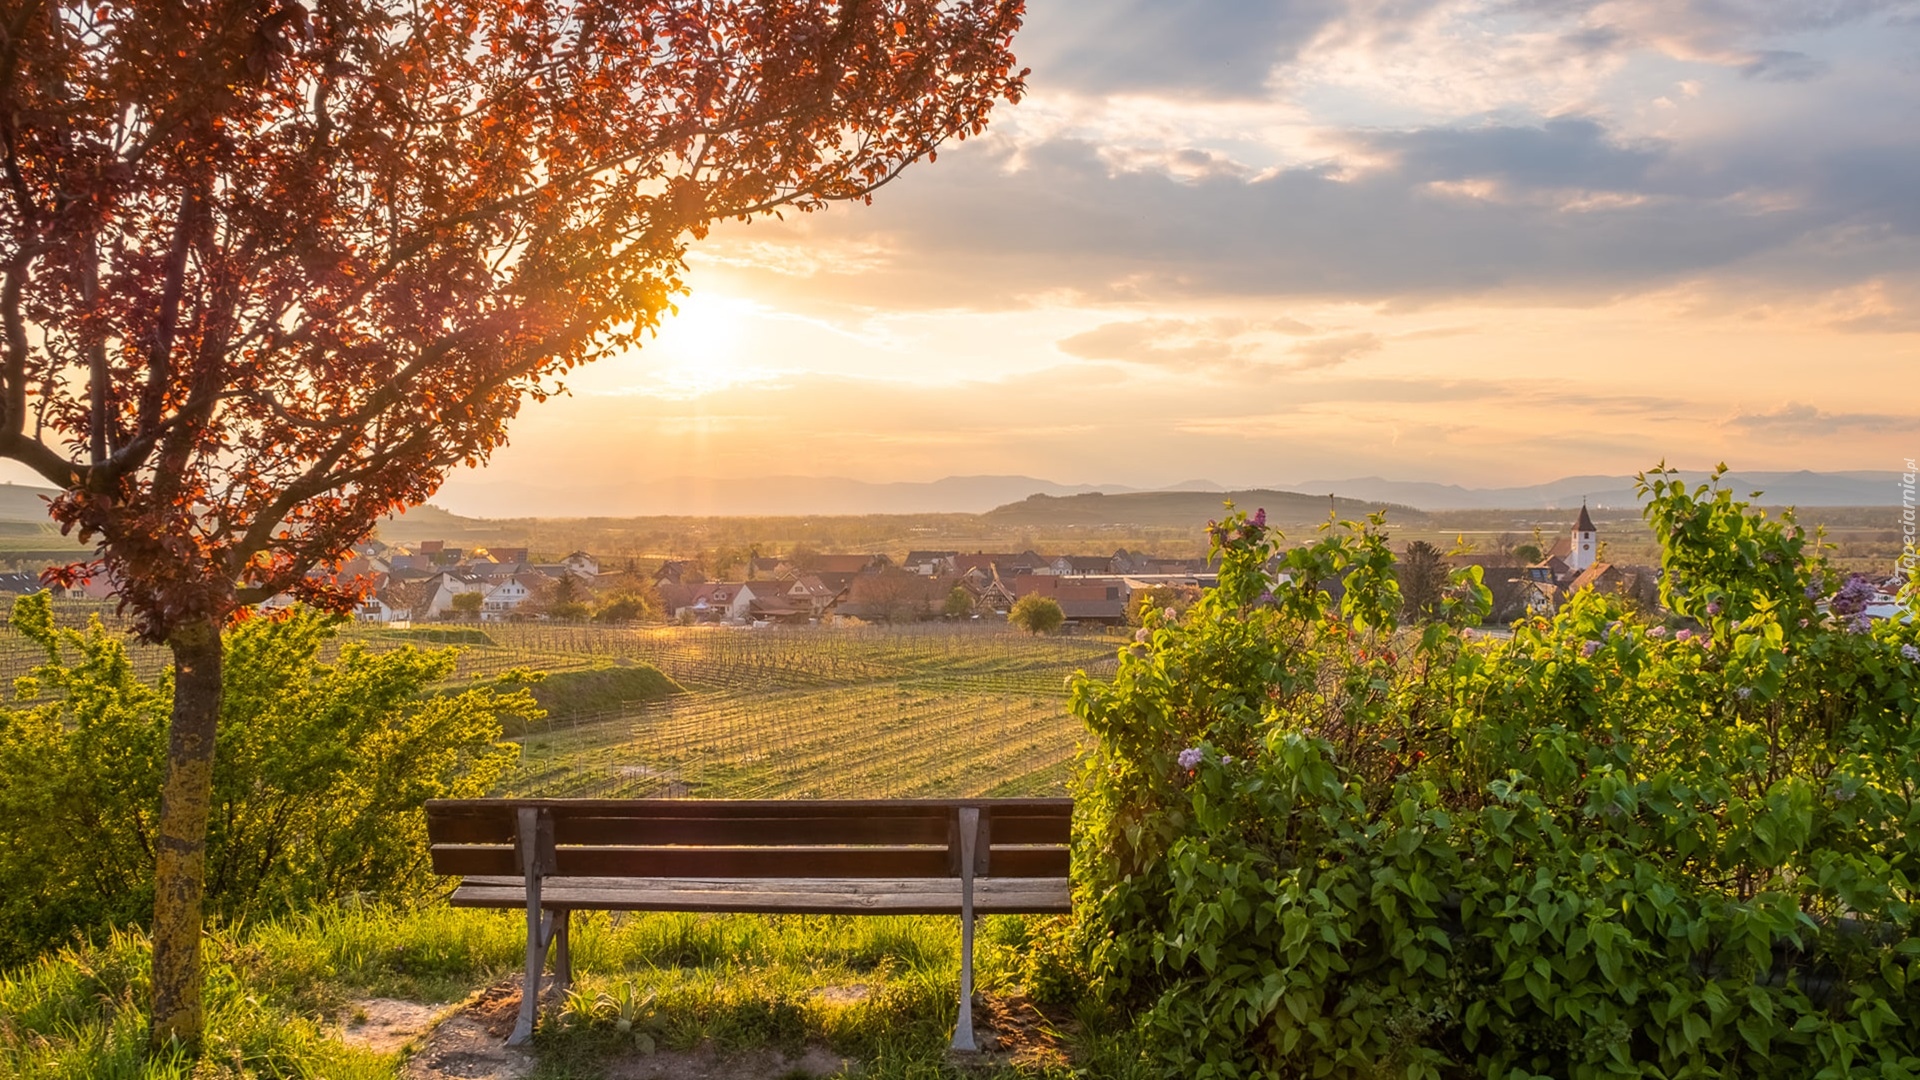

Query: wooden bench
[425,797,1073,1047]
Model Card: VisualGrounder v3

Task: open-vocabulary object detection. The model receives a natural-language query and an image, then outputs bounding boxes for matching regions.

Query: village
[340,542,1220,626]
[3,506,1902,633]
[181,506,1895,630]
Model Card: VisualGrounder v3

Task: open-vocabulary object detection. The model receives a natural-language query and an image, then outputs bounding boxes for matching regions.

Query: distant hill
[982,489,1424,528]
[431,473,1153,517]
[0,483,58,523]
[1302,471,1907,510]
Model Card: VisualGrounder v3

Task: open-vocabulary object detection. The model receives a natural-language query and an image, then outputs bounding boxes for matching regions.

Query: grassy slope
[0,906,1145,1080]
[0,621,1130,1079]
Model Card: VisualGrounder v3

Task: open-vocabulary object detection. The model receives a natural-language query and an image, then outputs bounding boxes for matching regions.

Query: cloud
[703,81,1920,319]
[1739,50,1832,82]
[1056,319,1240,367]
[1055,316,1320,370]
[705,128,1815,310]
[1359,118,1667,193]
[1482,0,1899,68]
[1018,0,1347,100]
[1290,333,1384,369]
[1726,402,1913,435]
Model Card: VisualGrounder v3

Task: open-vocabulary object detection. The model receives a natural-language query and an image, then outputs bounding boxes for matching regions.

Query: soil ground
[383,978,1074,1079]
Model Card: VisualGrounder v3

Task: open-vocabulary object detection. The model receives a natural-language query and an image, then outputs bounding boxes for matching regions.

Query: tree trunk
[148,618,224,1052]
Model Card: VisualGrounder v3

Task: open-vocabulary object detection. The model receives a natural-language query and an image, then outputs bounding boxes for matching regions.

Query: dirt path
[396,980,854,1080]
[381,979,1072,1079]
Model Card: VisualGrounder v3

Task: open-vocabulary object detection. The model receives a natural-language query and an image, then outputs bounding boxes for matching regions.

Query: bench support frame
[510,807,572,1047]
[953,806,979,1052]
[439,799,1059,1045]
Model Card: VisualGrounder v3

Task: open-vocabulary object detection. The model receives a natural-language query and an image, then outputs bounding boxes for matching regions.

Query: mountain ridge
[0,470,1899,526]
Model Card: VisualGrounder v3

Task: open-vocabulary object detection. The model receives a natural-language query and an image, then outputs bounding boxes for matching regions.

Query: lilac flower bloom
[1649,626,1667,638]
[1849,613,1872,634]
[1675,629,1692,642]
[1903,644,1920,663]
[1178,748,1204,771]
[1581,640,1601,657]
[1164,606,1178,622]
[1805,577,1824,599]
[1705,601,1722,617]
[1831,574,1877,617]
[1135,628,1151,643]
[1736,687,1753,699]
[1252,508,1267,528]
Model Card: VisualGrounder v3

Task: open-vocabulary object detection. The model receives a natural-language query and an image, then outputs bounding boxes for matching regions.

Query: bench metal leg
[509,807,553,1047]
[510,897,547,1045]
[550,909,573,1000]
[952,807,979,1052]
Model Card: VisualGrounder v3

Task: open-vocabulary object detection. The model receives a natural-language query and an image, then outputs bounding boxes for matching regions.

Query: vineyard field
[491,624,1119,798]
[0,606,1118,798]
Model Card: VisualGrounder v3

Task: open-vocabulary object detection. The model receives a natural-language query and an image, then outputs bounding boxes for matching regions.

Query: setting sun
[636,292,766,398]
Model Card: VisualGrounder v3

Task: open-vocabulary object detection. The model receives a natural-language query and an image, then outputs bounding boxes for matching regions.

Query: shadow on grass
[0,905,1151,1080]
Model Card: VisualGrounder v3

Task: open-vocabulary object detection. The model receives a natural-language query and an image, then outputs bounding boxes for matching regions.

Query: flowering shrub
[0,598,526,965]
[1069,469,1920,1079]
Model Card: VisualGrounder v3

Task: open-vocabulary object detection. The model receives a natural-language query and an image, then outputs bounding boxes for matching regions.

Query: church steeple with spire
[1569,502,1597,572]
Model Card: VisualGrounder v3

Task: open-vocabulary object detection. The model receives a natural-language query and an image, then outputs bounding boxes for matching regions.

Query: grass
[0,905,1148,1080]
[0,616,1140,1077]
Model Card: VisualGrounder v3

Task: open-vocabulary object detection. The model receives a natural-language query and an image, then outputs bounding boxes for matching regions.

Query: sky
[434,0,1920,516]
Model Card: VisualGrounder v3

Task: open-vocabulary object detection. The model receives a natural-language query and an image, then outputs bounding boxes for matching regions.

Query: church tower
[1569,503,1597,572]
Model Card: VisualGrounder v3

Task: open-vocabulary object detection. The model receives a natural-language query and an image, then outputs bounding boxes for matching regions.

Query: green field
[0,611,1119,800]
[484,623,1117,799]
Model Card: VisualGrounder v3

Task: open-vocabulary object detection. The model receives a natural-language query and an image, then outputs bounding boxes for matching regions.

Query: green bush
[1010,594,1065,634]
[595,589,663,623]
[379,625,496,646]
[1070,473,1920,1079]
[0,598,527,965]
[516,662,682,730]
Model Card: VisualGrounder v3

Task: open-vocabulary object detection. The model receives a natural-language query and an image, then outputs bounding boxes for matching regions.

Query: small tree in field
[944,584,975,618]
[1009,594,1064,634]
[449,591,484,620]
[0,0,1024,1047]
[594,589,661,624]
[1395,540,1450,622]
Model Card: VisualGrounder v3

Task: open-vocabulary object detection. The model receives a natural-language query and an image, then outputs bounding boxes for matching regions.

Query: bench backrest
[425,798,1072,879]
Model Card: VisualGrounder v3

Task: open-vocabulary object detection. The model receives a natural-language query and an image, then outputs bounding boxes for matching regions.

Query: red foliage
[0,0,1025,641]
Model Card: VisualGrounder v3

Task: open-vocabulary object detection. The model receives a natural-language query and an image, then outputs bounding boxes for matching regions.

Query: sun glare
[650,293,760,396]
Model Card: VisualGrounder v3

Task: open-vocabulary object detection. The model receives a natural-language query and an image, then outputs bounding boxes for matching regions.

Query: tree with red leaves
[0,0,1023,1049]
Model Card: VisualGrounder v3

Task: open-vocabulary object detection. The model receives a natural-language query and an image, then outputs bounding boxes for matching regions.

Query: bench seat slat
[447,875,1072,915]
[426,799,1070,831]
[429,798,1074,813]
[433,844,957,879]
[428,812,1070,848]
[552,815,956,847]
[425,801,1071,844]
[433,843,1070,879]
[984,816,1072,845]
